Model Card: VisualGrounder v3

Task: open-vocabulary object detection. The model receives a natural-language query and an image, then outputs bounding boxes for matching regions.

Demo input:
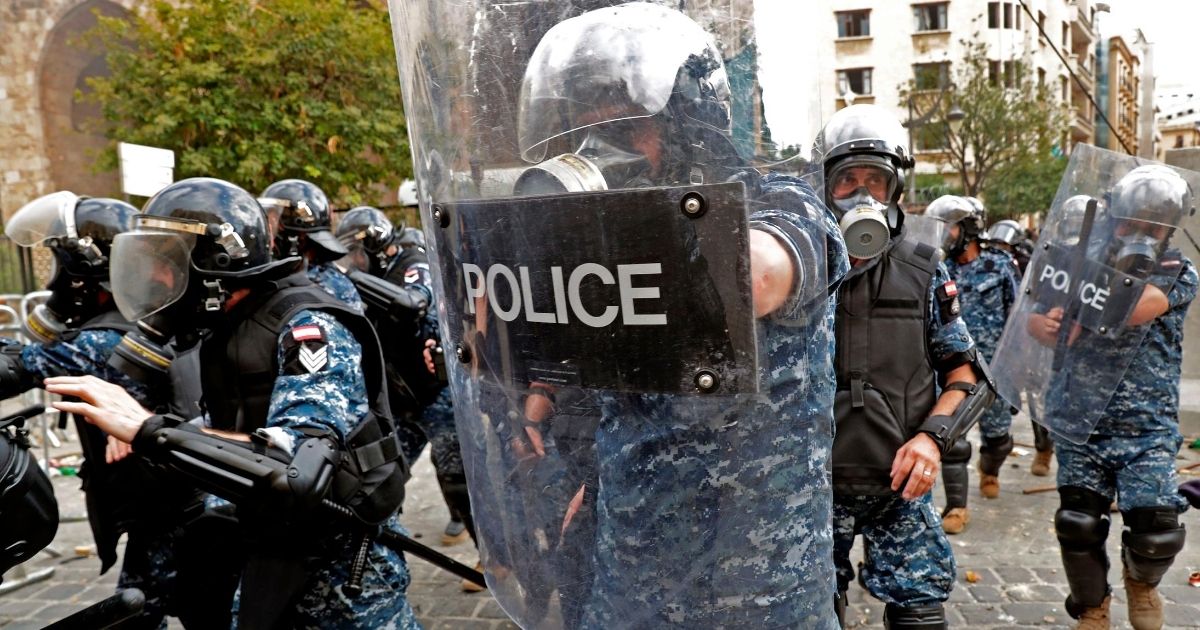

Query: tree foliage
[899,36,1068,211]
[82,0,409,206]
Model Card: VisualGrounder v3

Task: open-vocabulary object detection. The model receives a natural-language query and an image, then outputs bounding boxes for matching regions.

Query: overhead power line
[1017,0,1134,154]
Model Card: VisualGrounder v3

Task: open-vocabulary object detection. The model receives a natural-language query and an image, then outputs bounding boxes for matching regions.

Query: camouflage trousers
[113,527,181,630]
[978,398,1014,440]
[397,388,473,530]
[1055,430,1189,513]
[833,492,956,606]
[230,518,421,629]
[582,405,839,629]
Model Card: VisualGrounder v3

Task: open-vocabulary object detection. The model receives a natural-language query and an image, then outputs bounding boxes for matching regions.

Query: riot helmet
[258,179,348,262]
[1053,195,1100,247]
[925,194,985,259]
[5,192,137,342]
[397,226,426,251]
[986,219,1024,248]
[816,104,913,259]
[336,206,396,275]
[514,3,739,195]
[1106,164,1193,274]
[109,177,296,325]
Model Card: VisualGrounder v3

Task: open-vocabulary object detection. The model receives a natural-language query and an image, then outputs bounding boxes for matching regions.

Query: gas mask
[1109,222,1168,277]
[24,248,107,344]
[514,127,653,195]
[832,189,892,260]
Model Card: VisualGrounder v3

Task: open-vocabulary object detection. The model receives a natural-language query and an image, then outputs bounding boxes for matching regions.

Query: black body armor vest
[833,237,940,495]
[197,272,407,524]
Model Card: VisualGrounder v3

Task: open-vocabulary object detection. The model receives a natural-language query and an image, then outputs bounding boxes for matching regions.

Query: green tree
[82,0,408,206]
[899,36,1068,212]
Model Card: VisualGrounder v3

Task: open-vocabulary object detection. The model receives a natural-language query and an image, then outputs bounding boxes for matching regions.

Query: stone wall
[0,0,138,223]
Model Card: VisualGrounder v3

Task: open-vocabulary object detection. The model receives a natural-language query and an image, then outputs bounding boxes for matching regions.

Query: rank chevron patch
[298,345,328,374]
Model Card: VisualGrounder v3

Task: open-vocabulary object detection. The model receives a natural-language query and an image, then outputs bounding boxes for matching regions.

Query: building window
[1038,10,1046,42]
[1061,75,1069,102]
[1176,135,1185,149]
[914,123,948,152]
[913,2,948,32]
[988,3,1023,29]
[1038,67,1046,86]
[838,68,874,96]
[836,10,871,38]
[1062,22,1069,48]
[914,62,951,90]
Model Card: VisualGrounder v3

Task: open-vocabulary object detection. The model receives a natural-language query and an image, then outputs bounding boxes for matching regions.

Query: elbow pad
[133,415,338,516]
[0,344,34,399]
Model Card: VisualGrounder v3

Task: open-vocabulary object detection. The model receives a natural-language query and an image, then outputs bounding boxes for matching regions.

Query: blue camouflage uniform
[231,309,420,629]
[581,174,849,628]
[307,260,365,314]
[1054,256,1197,513]
[945,248,1020,439]
[17,327,177,629]
[833,262,975,606]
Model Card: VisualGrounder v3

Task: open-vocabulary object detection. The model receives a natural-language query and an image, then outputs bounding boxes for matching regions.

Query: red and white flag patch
[292,325,323,342]
[943,280,958,297]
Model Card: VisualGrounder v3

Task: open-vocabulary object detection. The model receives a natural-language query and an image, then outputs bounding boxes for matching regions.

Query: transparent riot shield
[902,212,949,258]
[991,144,1200,444]
[388,1,833,627]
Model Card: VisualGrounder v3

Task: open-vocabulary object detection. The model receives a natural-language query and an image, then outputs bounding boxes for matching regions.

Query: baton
[322,500,486,588]
[1052,198,1098,371]
[42,588,145,630]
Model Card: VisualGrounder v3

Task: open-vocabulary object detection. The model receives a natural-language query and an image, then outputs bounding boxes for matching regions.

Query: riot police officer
[45,178,417,629]
[259,178,363,312]
[819,105,998,629]
[1021,164,1195,630]
[986,217,1055,474]
[0,192,197,629]
[336,206,481,587]
[924,195,1020,533]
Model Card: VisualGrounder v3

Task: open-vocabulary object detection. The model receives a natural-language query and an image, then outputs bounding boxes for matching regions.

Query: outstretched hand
[44,375,151,444]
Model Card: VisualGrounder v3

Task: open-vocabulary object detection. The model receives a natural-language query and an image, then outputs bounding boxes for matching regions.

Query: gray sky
[1098,0,1196,93]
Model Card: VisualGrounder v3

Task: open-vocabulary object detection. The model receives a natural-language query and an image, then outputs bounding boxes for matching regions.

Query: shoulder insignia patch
[282,323,329,375]
[936,280,961,321]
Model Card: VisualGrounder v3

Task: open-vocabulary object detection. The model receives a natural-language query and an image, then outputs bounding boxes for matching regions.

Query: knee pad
[883,603,946,630]
[978,434,1013,475]
[1055,486,1111,548]
[944,437,972,464]
[1122,507,1186,585]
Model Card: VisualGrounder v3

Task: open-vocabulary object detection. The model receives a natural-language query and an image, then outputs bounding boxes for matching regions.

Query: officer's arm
[1126,284,1170,326]
[749,229,795,318]
[46,375,335,514]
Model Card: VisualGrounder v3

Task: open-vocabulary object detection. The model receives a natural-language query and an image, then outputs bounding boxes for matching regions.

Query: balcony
[1069,5,1096,53]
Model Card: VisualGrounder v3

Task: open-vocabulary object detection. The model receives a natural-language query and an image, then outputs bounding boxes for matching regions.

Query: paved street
[1,402,1198,628]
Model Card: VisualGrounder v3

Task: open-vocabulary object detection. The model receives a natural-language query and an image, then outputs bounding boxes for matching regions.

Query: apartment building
[1095,34,1141,155]
[822,0,1102,183]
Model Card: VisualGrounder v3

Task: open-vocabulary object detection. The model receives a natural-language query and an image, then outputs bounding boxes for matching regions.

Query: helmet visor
[110,229,195,321]
[5,191,80,246]
[828,159,896,204]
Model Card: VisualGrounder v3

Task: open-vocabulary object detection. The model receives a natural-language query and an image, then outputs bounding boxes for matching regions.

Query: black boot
[883,603,946,629]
